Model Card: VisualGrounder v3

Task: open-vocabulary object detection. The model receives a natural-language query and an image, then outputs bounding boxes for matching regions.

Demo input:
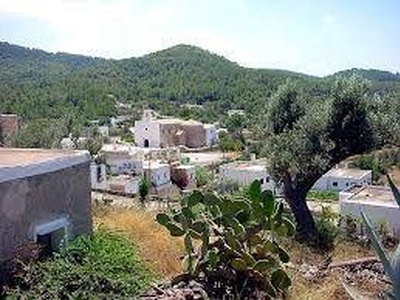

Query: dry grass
[94,206,184,278]
[286,238,378,300]
[94,206,383,299]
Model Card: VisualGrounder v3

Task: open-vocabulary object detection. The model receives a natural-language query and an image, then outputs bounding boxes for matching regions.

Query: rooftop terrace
[0,148,90,183]
[325,168,371,180]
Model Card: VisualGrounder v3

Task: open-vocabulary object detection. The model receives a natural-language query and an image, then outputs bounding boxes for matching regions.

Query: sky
[0,0,399,76]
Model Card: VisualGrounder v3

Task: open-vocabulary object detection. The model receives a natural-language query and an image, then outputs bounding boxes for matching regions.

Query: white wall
[220,166,275,192]
[312,173,372,191]
[106,157,143,175]
[145,164,171,187]
[90,163,108,190]
[124,178,139,194]
[134,120,161,148]
[340,200,400,236]
[205,125,218,147]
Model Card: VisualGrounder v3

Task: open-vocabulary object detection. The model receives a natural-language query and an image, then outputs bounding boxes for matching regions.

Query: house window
[266,177,270,183]
[332,182,338,187]
[97,165,103,182]
[34,217,69,260]
[145,127,148,131]
[260,178,264,185]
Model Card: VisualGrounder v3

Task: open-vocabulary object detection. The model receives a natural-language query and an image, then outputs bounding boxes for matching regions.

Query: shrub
[195,166,212,187]
[314,205,340,250]
[139,178,150,201]
[6,230,154,299]
[156,181,294,299]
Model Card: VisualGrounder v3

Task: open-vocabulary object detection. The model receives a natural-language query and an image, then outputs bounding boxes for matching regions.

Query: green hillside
[0,42,399,121]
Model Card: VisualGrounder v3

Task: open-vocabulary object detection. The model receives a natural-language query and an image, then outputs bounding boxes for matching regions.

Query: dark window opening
[97,165,102,182]
[332,182,338,187]
[37,227,66,260]
[260,178,264,185]
[144,139,149,148]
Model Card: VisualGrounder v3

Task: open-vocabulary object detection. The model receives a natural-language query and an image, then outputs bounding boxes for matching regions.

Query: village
[1,109,400,272]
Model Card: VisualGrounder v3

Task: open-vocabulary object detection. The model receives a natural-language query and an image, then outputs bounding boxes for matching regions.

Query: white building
[312,168,372,191]
[90,162,108,190]
[204,124,218,147]
[339,185,400,236]
[219,160,275,192]
[108,175,139,195]
[100,144,143,175]
[143,161,171,188]
[134,110,218,149]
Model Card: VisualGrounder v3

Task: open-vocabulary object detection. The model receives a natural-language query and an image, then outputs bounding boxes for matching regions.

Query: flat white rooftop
[343,185,397,207]
[324,168,371,180]
[0,148,90,183]
[220,159,267,172]
[142,160,169,169]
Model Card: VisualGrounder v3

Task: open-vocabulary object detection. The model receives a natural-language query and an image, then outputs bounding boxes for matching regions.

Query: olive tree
[263,77,377,245]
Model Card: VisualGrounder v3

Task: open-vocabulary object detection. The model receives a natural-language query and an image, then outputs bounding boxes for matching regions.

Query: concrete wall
[340,200,400,236]
[134,120,160,148]
[144,164,171,187]
[159,123,181,148]
[220,166,275,192]
[0,162,92,262]
[205,125,218,147]
[105,156,143,176]
[90,163,108,190]
[183,124,206,148]
[313,173,372,191]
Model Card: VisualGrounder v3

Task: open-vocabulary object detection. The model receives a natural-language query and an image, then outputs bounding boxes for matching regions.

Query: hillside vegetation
[1,42,399,122]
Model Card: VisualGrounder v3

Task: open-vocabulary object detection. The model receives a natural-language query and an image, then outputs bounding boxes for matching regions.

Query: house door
[144,139,149,148]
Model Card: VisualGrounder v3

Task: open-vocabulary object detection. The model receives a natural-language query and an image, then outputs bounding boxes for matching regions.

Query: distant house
[143,160,171,188]
[134,110,218,149]
[312,168,372,191]
[0,148,92,265]
[100,144,143,175]
[219,159,275,192]
[339,185,400,236]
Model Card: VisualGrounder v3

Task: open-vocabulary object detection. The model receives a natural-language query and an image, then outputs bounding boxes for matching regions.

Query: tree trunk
[281,171,319,244]
[285,190,319,243]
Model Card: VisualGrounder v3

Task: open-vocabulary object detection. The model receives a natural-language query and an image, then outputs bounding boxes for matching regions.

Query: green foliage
[314,206,340,250]
[156,180,294,298]
[139,178,150,201]
[263,76,380,242]
[348,148,400,183]
[218,131,244,152]
[307,190,339,202]
[195,166,212,187]
[6,230,154,299]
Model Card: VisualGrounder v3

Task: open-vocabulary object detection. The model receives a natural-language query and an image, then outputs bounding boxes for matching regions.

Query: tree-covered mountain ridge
[0,41,399,120]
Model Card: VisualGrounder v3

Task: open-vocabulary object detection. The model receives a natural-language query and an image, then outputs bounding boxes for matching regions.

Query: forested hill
[0,41,399,121]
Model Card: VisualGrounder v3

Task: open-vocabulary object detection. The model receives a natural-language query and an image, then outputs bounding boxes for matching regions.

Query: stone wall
[0,162,92,263]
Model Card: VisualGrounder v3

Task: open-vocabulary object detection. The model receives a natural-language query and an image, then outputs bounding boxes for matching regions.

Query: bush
[307,190,339,202]
[139,178,150,201]
[315,206,340,250]
[156,181,294,299]
[195,166,212,187]
[6,230,155,299]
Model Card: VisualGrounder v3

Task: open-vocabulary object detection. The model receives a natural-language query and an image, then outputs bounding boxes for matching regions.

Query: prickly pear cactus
[156,180,294,298]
